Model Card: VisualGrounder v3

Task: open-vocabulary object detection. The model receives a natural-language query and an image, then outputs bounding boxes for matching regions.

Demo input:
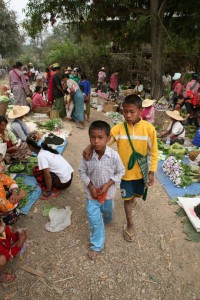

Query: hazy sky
[9,0,29,21]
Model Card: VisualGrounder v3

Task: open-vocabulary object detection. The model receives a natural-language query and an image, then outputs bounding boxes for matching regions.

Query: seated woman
[133,79,145,98]
[141,99,155,123]
[0,152,26,225]
[0,116,32,163]
[159,110,185,145]
[9,105,30,142]
[32,86,49,113]
[26,138,74,200]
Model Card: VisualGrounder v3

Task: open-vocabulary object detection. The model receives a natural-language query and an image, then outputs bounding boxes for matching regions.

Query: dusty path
[1,108,200,300]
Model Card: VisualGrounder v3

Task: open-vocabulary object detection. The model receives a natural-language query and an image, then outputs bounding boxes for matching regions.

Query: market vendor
[26,138,74,200]
[0,152,26,225]
[159,110,185,145]
[8,105,30,142]
[0,116,32,163]
[32,86,49,113]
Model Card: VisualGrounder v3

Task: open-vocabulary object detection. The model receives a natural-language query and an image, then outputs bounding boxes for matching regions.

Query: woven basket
[0,102,8,116]
[103,102,118,113]
[50,109,59,119]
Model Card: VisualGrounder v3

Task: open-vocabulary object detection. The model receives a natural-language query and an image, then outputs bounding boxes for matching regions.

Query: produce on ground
[0,95,9,102]
[37,118,62,131]
[9,162,25,173]
[15,177,36,209]
[188,151,200,161]
[185,125,196,139]
[24,157,38,175]
[162,156,200,187]
[168,143,186,155]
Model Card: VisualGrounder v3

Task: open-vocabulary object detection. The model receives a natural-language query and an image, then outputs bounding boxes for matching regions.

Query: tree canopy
[0,0,22,57]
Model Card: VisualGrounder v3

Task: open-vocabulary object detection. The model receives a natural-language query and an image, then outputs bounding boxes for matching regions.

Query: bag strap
[124,122,135,152]
[190,81,198,91]
[13,69,22,82]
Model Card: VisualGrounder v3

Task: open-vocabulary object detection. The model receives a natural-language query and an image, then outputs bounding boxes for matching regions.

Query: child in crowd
[79,121,125,260]
[0,218,27,283]
[83,95,158,243]
[159,110,185,145]
[141,99,155,123]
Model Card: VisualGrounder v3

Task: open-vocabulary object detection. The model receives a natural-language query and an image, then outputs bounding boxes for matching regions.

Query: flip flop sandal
[0,273,16,284]
[123,224,135,242]
[40,191,60,200]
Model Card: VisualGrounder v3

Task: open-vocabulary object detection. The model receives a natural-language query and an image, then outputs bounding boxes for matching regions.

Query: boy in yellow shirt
[84,94,158,242]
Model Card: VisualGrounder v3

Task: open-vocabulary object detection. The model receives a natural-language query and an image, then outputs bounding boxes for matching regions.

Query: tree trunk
[150,0,166,99]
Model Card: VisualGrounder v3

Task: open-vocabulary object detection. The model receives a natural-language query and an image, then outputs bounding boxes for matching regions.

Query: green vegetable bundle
[15,177,36,209]
[189,165,200,183]
[24,157,38,175]
[0,95,9,102]
[168,143,186,155]
[38,118,62,131]
[9,163,25,173]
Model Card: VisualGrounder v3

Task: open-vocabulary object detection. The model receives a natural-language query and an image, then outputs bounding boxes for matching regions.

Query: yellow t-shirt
[110,120,158,180]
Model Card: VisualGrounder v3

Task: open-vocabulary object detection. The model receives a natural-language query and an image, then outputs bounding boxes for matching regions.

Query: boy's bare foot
[88,250,98,260]
[0,273,16,283]
[123,224,135,242]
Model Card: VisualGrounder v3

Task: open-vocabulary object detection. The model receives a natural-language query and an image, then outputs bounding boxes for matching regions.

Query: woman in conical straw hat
[141,99,155,123]
[8,105,30,142]
[159,110,185,145]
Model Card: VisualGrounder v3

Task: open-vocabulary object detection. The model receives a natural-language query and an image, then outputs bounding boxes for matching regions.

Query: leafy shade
[0,0,22,57]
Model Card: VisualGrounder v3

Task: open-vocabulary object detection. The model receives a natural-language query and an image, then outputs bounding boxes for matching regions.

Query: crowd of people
[0,61,200,282]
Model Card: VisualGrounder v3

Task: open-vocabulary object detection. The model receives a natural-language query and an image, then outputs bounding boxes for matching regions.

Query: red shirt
[0,227,20,261]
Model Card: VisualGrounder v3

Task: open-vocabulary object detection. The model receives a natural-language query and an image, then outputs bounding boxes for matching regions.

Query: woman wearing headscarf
[9,62,30,106]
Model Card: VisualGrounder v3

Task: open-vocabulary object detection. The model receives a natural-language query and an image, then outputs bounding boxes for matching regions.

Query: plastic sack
[45,206,72,232]
[0,143,7,158]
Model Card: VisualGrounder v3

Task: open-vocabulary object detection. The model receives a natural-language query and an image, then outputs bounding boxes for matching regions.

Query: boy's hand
[148,172,154,186]
[88,183,98,199]
[83,145,93,160]
[99,183,110,195]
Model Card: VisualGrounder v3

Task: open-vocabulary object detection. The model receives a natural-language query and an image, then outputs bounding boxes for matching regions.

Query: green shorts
[120,179,144,200]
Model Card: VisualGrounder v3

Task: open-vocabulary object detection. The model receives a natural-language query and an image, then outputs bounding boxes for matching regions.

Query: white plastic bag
[45,206,72,232]
[0,143,7,158]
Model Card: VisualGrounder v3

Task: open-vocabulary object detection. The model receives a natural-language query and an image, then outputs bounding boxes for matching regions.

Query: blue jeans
[86,199,114,252]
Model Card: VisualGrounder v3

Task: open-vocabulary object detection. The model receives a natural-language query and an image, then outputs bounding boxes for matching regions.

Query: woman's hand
[17,230,28,248]
[7,146,18,153]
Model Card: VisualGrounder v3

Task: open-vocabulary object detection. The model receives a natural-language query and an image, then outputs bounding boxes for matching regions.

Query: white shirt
[133,84,143,93]
[37,149,74,183]
[163,75,171,86]
[79,146,125,200]
[167,121,185,138]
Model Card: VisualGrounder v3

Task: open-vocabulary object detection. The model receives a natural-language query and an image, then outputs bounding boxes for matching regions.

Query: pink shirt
[110,73,118,91]
[9,68,29,93]
[173,80,183,96]
[141,106,155,123]
[185,80,200,97]
[32,93,47,108]
[98,71,106,82]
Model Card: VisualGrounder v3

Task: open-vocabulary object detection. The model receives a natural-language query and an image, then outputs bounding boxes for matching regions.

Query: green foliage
[0,0,22,57]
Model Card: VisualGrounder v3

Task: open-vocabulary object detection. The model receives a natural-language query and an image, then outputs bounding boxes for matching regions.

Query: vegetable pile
[37,118,62,131]
[24,157,38,176]
[162,156,200,187]
[168,143,186,156]
[0,95,9,103]
[9,163,25,173]
[15,177,36,209]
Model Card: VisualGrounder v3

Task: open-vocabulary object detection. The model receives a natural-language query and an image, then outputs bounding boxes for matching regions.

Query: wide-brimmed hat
[8,105,30,119]
[166,110,184,121]
[66,66,72,71]
[142,99,155,108]
[172,73,182,80]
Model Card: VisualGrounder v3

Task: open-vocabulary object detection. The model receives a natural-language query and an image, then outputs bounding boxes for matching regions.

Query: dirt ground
[1,108,200,300]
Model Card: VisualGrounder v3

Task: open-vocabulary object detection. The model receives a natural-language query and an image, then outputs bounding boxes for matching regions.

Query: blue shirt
[192,127,200,147]
[79,80,91,97]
